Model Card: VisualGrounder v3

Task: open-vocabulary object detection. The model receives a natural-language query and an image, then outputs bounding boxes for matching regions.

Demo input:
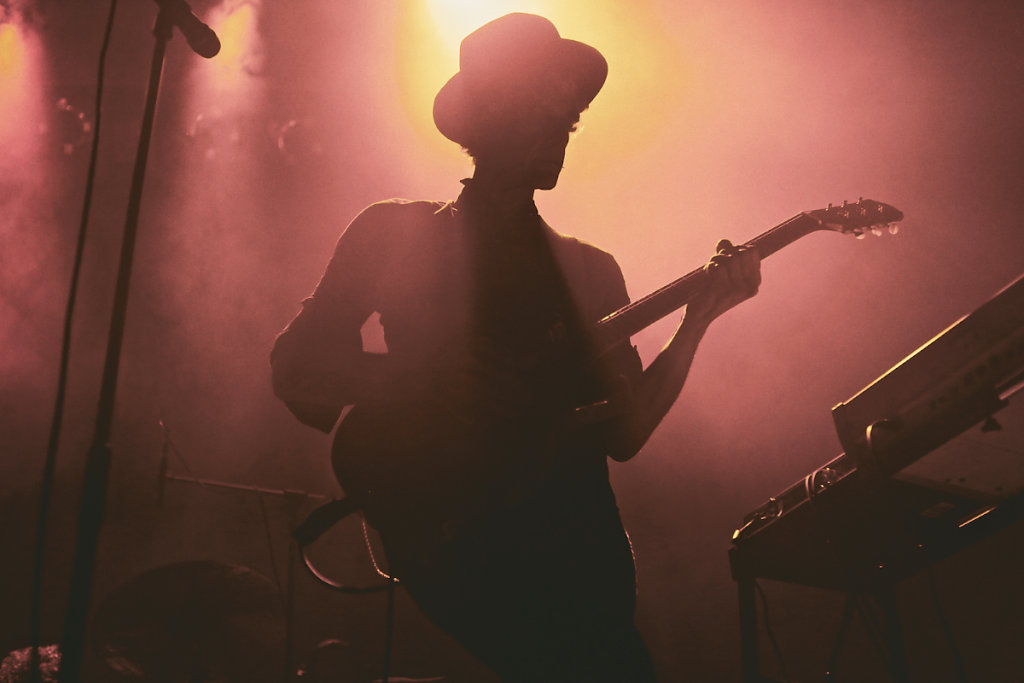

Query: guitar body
[331,399,502,538]
[330,367,579,542]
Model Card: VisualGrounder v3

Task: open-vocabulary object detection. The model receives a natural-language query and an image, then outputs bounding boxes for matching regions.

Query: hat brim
[433,38,607,146]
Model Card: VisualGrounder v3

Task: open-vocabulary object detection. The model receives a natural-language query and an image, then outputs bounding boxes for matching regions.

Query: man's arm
[606,240,761,461]
[270,204,398,432]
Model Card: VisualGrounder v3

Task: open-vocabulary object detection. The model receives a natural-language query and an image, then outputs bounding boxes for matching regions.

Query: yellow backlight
[0,23,23,79]
[396,0,690,170]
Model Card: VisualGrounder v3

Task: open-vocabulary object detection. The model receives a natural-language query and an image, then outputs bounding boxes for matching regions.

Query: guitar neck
[592,212,823,353]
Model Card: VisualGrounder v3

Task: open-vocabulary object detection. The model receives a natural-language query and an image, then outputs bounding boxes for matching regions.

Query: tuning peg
[888,223,900,235]
[871,226,883,237]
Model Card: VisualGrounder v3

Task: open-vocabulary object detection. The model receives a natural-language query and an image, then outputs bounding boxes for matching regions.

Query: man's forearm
[608,315,709,461]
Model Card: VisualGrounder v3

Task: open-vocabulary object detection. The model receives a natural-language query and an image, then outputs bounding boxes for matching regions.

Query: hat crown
[459,13,561,85]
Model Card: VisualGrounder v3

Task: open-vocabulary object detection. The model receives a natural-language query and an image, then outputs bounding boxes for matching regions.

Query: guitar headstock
[806,198,904,239]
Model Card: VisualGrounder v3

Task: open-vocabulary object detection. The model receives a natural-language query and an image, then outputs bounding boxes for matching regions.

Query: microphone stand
[58,9,175,681]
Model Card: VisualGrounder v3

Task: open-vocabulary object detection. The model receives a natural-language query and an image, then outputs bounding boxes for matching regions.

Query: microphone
[154,0,221,58]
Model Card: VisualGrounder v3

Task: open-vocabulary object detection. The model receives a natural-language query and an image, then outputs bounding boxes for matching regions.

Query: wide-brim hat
[433,13,608,146]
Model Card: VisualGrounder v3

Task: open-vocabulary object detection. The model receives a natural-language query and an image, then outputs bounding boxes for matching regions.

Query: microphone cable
[29,1,119,680]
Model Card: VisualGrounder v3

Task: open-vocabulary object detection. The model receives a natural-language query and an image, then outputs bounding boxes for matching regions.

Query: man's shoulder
[351,198,454,234]
[542,222,621,276]
[356,198,452,222]
[341,199,454,247]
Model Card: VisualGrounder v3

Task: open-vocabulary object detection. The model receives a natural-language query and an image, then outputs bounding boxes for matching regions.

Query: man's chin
[535,171,562,191]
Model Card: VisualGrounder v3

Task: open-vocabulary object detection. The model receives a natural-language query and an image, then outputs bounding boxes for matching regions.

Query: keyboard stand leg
[876,584,911,683]
[825,592,858,680]
[738,577,759,683]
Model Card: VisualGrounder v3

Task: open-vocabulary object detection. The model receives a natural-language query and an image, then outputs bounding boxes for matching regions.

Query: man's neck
[468,167,537,216]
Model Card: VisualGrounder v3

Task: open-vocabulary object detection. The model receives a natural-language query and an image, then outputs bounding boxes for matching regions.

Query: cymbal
[90,561,286,682]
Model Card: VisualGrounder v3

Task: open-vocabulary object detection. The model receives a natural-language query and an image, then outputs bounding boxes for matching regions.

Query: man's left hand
[684,239,762,328]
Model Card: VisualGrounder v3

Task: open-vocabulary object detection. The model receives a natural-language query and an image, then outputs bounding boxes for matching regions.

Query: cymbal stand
[158,455,328,680]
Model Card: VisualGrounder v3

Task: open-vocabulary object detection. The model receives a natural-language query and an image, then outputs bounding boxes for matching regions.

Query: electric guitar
[330,198,904,541]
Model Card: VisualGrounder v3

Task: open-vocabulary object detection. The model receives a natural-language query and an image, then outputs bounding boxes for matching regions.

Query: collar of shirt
[454,178,541,231]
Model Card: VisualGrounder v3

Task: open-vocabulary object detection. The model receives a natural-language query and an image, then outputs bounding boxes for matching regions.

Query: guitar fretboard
[591,213,823,353]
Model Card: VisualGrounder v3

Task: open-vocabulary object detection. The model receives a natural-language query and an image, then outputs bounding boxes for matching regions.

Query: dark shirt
[271,181,655,680]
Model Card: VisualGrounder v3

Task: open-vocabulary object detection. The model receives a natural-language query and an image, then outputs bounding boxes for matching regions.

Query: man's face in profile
[517,111,578,190]
[474,90,582,191]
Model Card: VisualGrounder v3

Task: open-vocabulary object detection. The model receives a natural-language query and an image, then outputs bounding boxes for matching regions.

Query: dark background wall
[2,0,1022,680]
